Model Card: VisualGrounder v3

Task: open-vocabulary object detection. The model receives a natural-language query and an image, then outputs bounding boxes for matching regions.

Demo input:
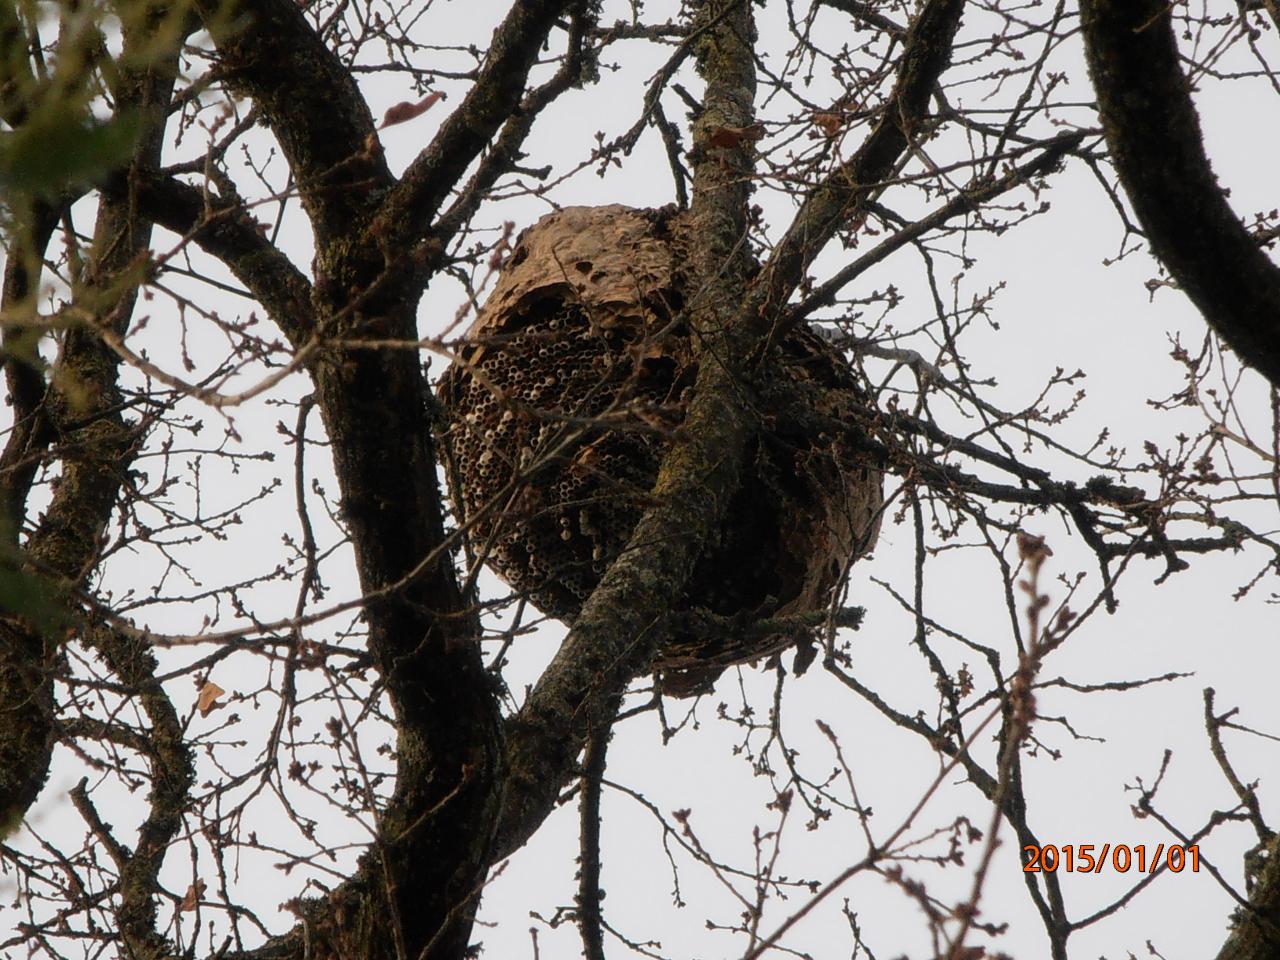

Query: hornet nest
[437,205,882,694]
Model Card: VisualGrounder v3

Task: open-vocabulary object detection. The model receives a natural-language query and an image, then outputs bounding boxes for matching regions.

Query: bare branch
[1081,0,1280,386]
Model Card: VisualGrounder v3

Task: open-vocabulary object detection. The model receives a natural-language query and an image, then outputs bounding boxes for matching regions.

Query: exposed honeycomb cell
[437,205,883,693]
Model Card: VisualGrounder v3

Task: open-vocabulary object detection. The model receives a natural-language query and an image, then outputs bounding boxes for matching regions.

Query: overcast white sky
[5,2,1279,958]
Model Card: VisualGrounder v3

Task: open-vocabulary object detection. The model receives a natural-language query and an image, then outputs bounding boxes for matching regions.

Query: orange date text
[1022,844,1200,874]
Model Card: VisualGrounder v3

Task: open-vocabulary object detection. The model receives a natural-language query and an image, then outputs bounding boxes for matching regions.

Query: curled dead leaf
[197,681,225,717]
[180,879,206,912]
[813,112,844,137]
[380,90,445,129]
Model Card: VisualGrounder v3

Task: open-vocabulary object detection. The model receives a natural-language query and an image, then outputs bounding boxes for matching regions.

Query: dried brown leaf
[180,880,206,912]
[197,681,225,717]
[380,90,445,129]
[813,112,844,137]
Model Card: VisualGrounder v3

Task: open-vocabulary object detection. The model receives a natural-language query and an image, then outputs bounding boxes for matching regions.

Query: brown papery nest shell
[438,205,882,694]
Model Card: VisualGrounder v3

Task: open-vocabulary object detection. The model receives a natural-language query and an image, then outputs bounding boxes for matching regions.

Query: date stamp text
[1023,844,1200,874]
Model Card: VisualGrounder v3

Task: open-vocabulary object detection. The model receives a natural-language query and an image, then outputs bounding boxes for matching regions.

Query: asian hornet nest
[438,205,882,694]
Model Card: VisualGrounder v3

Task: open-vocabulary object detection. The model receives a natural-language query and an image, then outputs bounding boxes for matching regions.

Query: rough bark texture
[189,2,580,957]
[0,203,58,841]
[196,0,392,245]
[0,621,54,840]
[494,0,763,857]
[0,5,181,860]
[1215,834,1280,960]
[1080,0,1280,386]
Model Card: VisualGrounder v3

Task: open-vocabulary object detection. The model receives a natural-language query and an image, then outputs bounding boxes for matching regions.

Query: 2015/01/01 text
[1023,844,1200,874]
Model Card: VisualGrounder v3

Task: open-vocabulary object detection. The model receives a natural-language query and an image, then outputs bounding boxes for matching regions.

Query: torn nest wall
[438,205,882,693]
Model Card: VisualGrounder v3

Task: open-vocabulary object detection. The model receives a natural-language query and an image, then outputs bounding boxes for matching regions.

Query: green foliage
[0,0,195,204]
[0,107,141,199]
[0,2,129,629]
[0,513,66,633]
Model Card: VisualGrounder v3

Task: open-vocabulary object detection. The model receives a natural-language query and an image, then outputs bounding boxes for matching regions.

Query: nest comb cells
[437,205,883,692]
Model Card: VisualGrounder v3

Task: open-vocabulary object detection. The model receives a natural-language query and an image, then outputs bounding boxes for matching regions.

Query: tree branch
[495,0,760,858]
[419,2,597,273]
[1080,0,1280,386]
[0,0,183,860]
[374,0,579,246]
[576,717,612,960]
[0,198,59,540]
[754,0,965,331]
[791,129,1085,321]
[122,172,314,347]
[196,0,391,243]
[81,626,193,960]
[1215,832,1280,960]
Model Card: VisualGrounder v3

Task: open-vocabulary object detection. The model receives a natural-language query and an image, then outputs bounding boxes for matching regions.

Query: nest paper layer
[438,205,882,691]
